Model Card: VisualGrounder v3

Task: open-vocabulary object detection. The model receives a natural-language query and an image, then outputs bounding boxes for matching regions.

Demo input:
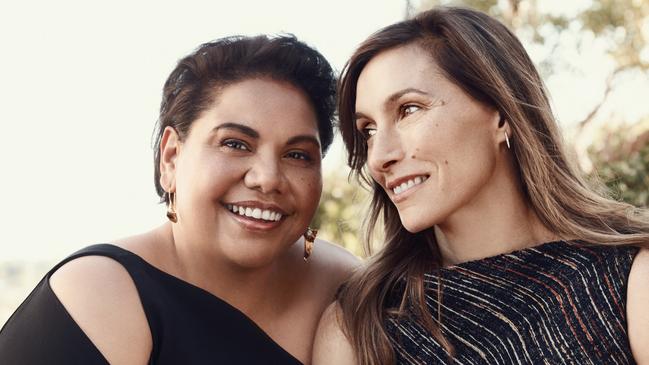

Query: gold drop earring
[303,227,318,261]
[166,192,178,223]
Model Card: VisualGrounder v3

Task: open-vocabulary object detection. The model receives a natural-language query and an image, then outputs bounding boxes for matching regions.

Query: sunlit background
[1,0,648,325]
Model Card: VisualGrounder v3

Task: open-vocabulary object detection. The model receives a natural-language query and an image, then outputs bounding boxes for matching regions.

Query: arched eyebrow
[213,122,259,138]
[355,87,433,121]
[287,135,321,150]
[386,87,431,104]
[211,122,320,150]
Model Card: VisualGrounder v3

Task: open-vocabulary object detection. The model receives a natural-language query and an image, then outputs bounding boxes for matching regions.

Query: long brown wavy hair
[336,7,649,365]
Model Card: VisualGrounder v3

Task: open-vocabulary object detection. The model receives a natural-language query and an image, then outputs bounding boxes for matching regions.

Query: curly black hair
[153,34,337,203]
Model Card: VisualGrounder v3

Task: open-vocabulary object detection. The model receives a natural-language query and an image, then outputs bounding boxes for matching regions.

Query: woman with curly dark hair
[0,34,358,364]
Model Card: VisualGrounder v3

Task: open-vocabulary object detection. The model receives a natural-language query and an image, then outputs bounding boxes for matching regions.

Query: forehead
[195,78,319,136]
[355,44,445,109]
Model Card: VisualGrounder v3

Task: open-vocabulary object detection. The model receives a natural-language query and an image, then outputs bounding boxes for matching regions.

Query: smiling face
[159,78,322,268]
[354,44,503,233]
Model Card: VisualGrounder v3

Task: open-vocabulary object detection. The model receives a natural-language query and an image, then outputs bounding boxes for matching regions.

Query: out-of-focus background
[1,0,648,325]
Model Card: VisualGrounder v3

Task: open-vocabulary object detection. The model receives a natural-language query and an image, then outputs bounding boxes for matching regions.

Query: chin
[223,246,283,270]
[400,216,433,233]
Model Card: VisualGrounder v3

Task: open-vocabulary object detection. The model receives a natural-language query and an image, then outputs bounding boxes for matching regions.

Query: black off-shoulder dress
[0,244,302,365]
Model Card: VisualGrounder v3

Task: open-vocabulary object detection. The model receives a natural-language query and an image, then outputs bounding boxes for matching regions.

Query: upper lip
[385,174,429,190]
[223,200,289,215]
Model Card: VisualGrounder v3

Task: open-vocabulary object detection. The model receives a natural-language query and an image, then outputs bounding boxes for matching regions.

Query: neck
[435,160,557,266]
[160,223,298,316]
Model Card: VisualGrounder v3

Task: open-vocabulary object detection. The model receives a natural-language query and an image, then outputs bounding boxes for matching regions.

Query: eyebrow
[354,87,433,121]
[287,135,321,150]
[213,122,259,138]
[213,122,320,149]
[387,87,432,104]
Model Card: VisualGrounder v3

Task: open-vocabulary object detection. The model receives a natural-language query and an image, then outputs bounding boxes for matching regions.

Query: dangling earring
[166,192,178,223]
[303,227,318,261]
[504,131,511,149]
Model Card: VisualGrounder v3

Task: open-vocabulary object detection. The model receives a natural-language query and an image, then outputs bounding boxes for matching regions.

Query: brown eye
[285,151,312,161]
[400,104,421,118]
[360,126,376,139]
[222,139,250,151]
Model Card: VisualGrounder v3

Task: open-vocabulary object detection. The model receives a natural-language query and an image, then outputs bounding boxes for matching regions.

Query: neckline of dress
[94,243,303,364]
[439,239,579,271]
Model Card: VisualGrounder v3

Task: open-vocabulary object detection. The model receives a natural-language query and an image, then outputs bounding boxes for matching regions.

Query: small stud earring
[505,131,511,149]
[303,227,318,261]
[166,192,178,223]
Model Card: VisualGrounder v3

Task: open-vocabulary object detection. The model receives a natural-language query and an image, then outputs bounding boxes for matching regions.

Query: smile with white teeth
[392,176,428,195]
[226,204,283,222]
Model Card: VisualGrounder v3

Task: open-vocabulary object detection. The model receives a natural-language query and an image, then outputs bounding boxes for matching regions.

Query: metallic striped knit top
[386,240,639,364]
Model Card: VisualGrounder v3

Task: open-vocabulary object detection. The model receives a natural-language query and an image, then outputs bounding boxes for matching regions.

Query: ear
[159,126,181,192]
[494,112,512,148]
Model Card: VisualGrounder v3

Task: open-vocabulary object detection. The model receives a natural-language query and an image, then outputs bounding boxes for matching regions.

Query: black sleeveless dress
[0,244,303,365]
[386,240,639,364]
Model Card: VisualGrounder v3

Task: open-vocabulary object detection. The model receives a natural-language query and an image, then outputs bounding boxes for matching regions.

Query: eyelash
[222,139,250,151]
[360,126,376,139]
[399,104,421,118]
[221,139,312,162]
[285,151,312,161]
[357,104,420,140]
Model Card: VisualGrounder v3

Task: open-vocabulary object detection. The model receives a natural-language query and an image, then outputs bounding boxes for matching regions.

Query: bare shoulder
[306,239,361,296]
[312,302,357,365]
[627,247,649,364]
[49,254,152,365]
[310,238,361,278]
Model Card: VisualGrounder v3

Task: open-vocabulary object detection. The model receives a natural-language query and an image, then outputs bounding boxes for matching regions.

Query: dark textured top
[0,244,302,365]
[386,241,639,364]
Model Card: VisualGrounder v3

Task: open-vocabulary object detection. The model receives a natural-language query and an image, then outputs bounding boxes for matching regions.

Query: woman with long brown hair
[313,7,649,365]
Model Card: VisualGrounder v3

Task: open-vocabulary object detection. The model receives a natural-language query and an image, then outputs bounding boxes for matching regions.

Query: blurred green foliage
[313,170,370,257]
[414,0,649,77]
[589,120,649,207]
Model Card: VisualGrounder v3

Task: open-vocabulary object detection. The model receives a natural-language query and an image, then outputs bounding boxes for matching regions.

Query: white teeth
[252,208,262,219]
[392,176,428,195]
[226,204,282,222]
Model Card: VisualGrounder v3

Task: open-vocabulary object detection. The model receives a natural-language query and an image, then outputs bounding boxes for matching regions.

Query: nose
[244,154,287,194]
[367,128,405,173]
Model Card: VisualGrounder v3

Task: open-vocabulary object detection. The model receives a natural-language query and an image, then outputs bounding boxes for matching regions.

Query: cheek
[177,153,246,197]
[291,169,322,207]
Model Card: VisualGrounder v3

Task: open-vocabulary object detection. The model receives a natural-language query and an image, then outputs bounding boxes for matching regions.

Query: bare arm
[49,256,152,365]
[312,302,357,365]
[627,247,649,364]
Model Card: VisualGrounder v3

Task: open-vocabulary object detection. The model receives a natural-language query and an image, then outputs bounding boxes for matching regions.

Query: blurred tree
[589,119,649,207]
[411,0,649,132]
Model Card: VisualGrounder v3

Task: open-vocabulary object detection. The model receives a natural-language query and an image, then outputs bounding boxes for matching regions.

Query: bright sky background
[1,0,647,260]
